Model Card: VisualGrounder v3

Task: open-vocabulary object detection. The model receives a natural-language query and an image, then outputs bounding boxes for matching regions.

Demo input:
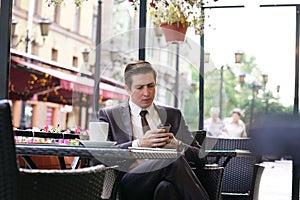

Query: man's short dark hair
[124,61,157,88]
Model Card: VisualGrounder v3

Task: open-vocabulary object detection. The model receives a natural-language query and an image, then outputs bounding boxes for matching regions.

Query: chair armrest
[17,165,108,200]
[194,166,224,200]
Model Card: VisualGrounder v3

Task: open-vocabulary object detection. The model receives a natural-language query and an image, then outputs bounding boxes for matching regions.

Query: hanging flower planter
[160,22,188,43]
[129,0,209,36]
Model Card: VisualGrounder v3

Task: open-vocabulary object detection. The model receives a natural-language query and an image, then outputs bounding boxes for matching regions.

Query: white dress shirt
[129,100,161,147]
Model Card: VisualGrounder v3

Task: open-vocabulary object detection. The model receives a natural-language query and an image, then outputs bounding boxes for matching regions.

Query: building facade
[10,0,194,131]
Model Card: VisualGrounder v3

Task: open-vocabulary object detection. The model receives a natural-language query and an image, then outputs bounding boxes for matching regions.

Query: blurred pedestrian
[203,107,224,137]
[222,108,247,138]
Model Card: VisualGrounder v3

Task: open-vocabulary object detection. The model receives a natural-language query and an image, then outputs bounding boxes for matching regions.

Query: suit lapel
[120,102,133,141]
[155,104,168,124]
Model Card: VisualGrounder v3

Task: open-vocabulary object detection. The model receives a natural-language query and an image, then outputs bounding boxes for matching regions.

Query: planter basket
[160,22,188,43]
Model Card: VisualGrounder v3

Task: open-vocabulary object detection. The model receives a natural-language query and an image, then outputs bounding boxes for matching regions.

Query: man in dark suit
[99,61,209,200]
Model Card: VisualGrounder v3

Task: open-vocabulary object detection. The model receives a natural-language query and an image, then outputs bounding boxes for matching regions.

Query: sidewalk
[259,160,293,200]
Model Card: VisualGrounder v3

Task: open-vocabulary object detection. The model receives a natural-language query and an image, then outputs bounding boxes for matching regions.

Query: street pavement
[259,160,293,200]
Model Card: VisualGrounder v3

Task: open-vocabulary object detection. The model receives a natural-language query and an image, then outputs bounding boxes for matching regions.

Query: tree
[190,54,291,133]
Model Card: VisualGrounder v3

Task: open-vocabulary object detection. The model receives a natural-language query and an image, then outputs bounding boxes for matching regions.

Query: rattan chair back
[0,100,108,200]
[0,100,18,200]
[204,137,260,200]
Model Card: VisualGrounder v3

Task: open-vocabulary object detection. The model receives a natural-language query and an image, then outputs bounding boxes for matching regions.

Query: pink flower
[75,126,81,134]
[44,124,49,132]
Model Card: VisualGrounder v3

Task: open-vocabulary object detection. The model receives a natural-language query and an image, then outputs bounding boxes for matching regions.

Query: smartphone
[157,123,171,132]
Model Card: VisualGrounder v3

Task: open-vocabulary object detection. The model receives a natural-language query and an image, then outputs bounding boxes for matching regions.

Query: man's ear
[125,85,131,94]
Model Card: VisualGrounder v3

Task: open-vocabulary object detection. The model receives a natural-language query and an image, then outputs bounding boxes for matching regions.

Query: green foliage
[129,0,206,35]
[184,90,199,130]
[184,54,291,133]
[46,0,87,7]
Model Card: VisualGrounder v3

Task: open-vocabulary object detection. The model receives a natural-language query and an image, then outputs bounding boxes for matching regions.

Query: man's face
[126,72,156,108]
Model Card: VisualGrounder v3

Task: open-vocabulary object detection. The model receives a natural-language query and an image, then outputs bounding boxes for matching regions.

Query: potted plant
[129,0,207,42]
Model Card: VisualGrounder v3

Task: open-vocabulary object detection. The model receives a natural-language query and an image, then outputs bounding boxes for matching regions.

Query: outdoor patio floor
[259,160,293,200]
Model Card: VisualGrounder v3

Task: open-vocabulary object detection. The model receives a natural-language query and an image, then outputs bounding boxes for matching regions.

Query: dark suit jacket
[99,101,206,168]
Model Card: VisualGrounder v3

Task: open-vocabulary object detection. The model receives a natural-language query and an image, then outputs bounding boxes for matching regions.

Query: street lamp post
[218,52,243,118]
[92,0,102,121]
[262,74,269,114]
[239,73,265,129]
[11,18,51,129]
[249,83,261,128]
[11,18,51,50]
[82,48,89,62]
[219,65,224,118]
[82,48,90,72]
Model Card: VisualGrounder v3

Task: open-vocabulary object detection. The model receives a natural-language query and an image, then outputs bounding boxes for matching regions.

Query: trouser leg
[153,180,180,200]
[120,156,210,200]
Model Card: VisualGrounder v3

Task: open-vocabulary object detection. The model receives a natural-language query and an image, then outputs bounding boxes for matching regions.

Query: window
[31,42,39,56]
[72,56,78,67]
[54,5,61,24]
[25,104,33,128]
[51,48,58,61]
[13,0,20,7]
[91,14,97,43]
[46,107,54,127]
[74,7,81,32]
[34,0,41,16]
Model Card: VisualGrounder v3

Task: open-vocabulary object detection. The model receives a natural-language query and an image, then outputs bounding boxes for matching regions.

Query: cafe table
[205,149,252,167]
[16,141,251,169]
[14,129,81,139]
[15,144,182,169]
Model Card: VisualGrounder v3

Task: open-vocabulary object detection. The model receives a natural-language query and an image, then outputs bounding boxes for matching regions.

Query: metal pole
[174,43,179,108]
[93,0,102,121]
[25,30,30,53]
[198,34,204,130]
[294,5,300,116]
[138,0,146,60]
[19,30,31,129]
[85,95,89,130]
[293,7,300,200]
[219,66,224,118]
[249,85,255,129]
[78,94,82,126]
[0,0,12,100]
[265,94,269,114]
[292,161,300,200]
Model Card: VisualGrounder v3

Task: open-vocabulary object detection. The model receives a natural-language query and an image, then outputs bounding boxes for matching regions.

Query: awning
[10,56,128,105]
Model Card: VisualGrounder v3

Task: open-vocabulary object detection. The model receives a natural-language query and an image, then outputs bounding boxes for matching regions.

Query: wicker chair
[191,130,224,200]
[101,167,224,200]
[204,136,262,200]
[100,130,224,200]
[251,164,265,200]
[0,100,108,200]
[195,166,224,200]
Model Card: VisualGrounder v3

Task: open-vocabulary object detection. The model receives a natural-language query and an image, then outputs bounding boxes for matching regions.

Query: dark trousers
[120,156,210,200]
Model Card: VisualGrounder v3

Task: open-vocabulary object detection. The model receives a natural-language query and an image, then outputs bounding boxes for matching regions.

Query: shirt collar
[129,100,155,117]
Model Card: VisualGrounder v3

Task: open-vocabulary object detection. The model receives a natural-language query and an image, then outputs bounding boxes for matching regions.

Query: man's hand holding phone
[157,124,179,149]
[139,128,173,148]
